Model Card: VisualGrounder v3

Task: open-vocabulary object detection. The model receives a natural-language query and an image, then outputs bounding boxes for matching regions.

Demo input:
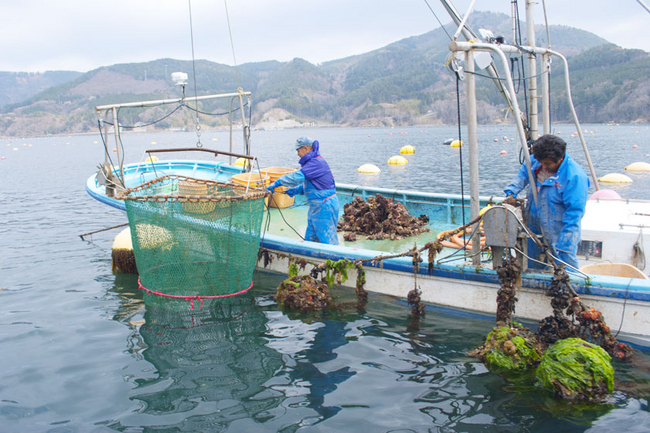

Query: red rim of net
[137,276,253,309]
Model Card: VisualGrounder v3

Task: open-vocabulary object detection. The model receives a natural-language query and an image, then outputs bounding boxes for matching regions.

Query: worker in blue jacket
[267,137,340,245]
[504,134,589,270]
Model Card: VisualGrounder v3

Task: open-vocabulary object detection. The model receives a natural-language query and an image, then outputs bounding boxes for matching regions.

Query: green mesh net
[118,175,266,299]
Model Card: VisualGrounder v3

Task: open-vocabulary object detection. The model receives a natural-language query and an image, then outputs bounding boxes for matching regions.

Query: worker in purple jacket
[267,137,340,245]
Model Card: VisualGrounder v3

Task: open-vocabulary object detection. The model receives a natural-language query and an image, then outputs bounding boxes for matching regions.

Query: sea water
[2,125,650,432]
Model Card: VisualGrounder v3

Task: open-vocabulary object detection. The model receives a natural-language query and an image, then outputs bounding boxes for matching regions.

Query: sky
[2,0,650,73]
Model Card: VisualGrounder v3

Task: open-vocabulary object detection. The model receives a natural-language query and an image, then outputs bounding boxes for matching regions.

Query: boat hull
[87,160,650,347]
[259,233,650,348]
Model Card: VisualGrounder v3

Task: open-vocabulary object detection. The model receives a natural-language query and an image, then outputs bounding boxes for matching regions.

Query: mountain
[0,11,646,137]
[0,71,83,108]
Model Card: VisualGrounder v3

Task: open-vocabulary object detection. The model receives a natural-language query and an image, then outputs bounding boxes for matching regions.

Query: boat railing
[448,40,599,193]
[95,89,253,194]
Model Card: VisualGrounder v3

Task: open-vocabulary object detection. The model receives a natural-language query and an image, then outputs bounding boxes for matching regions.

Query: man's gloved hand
[267,181,280,193]
[503,193,517,207]
[284,187,300,197]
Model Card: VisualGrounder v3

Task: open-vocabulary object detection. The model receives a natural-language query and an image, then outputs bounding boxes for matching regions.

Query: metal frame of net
[116,175,267,303]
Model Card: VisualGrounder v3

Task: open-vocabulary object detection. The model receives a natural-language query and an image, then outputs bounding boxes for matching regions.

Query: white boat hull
[259,247,650,347]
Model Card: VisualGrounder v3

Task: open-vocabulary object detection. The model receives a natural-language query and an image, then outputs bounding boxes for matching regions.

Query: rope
[464,67,549,82]
[138,277,253,309]
[223,0,242,89]
[511,0,530,124]
[541,0,552,49]
[115,174,267,202]
[422,0,452,41]
[187,0,203,148]
[115,104,184,129]
[97,119,125,189]
[614,277,633,338]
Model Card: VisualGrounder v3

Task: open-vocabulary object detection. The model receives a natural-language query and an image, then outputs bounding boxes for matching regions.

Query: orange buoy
[451,228,487,249]
[500,150,507,155]
[437,226,486,250]
[436,229,461,249]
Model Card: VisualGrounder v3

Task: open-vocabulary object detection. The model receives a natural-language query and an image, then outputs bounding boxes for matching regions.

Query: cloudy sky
[2,0,649,73]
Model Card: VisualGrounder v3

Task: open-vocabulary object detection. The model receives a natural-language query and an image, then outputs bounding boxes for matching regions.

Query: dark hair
[532,134,566,162]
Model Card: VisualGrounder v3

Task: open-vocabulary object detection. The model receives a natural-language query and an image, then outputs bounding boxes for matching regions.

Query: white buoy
[112,227,137,274]
[387,155,408,165]
[625,162,650,172]
[598,173,633,183]
[357,163,381,174]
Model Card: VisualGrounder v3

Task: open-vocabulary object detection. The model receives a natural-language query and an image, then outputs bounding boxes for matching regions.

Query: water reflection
[263,311,355,422]
[131,297,282,430]
[105,272,650,431]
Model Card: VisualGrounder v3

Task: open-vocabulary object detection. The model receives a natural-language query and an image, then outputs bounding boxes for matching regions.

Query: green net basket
[117,175,267,299]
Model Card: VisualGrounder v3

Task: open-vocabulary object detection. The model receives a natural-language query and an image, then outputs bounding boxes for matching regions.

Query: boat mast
[525,0,539,140]
[465,48,481,263]
[439,0,517,114]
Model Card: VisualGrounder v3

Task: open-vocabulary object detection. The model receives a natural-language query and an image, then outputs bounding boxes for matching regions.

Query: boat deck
[262,198,463,256]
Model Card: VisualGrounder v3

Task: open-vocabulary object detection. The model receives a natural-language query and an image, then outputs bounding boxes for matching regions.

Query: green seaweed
[324,259,356,287]
[288,261,299,278]
[536,338,614,401]
[484,323,542,371]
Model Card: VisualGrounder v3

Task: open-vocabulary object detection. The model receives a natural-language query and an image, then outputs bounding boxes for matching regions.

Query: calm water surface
[2,125,650,432]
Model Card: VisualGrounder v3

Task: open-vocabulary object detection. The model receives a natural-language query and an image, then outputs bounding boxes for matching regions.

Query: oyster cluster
[338,194,429,241]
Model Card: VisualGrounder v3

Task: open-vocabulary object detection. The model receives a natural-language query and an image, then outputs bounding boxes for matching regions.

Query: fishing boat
[87,1,650,348]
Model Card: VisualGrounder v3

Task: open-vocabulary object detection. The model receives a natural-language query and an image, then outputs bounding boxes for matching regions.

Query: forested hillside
[0,11,647,137]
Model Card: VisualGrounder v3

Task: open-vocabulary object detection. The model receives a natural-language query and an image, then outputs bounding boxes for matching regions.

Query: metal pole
[229,97,234,165]
[237,88,249,157]
[465,50,481,264]
[550,50,600,190]
[95,91,251,111]
[540,53,551,135]
[451,0,476,41]
[102,112,111,168]
[450,40,538,204]
[111,106,125,187]
[526,0,539,140]
[439,0,516,113]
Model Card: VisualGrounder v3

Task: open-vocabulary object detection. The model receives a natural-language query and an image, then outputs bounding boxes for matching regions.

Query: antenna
[171,72,188,86]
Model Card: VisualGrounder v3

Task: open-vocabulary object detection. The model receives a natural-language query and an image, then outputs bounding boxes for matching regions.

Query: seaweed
[276,275,332,312]
[536,338,614,402]
[471,322,543,372]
